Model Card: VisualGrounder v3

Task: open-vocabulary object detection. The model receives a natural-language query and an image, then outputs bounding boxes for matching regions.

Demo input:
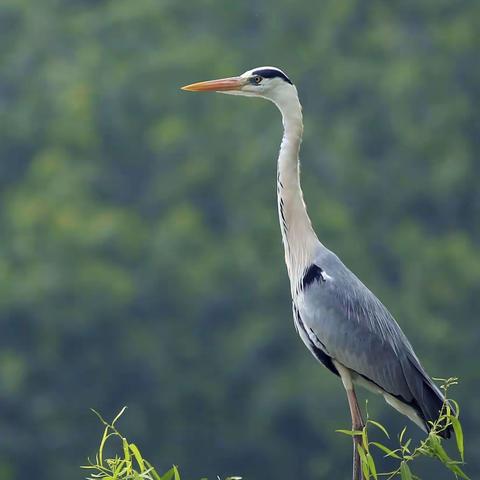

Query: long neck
[274,89,319,285]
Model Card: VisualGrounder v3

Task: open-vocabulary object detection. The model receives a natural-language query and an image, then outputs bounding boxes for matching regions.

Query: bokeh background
[1,0,479,478]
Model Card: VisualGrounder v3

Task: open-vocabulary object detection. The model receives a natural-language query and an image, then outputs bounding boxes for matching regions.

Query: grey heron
[182,67,452,478]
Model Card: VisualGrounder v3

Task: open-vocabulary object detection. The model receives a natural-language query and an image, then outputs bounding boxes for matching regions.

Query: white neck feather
[272,86,319,287]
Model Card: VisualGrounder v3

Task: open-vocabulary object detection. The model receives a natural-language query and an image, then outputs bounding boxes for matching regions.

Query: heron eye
[253,75,262,84]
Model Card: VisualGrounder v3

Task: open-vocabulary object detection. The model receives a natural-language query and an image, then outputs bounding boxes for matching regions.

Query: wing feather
[295,249,440,415]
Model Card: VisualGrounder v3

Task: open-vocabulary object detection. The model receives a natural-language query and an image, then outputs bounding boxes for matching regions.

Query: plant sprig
[82,407,241,480]
[337,378,469,480]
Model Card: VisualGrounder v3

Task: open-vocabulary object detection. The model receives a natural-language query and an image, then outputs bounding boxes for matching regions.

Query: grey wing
[295,249,447,432]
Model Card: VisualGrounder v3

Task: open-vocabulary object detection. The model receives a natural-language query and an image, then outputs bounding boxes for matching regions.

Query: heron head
[181,66,295,101]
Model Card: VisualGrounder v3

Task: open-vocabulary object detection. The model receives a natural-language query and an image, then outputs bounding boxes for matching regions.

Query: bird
[181,66,452,478]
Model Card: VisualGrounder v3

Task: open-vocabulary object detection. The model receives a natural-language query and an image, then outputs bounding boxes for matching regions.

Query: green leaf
[91,408,110,428]
[357,445,370,480]
[451,399,461,417]
[366,453,377,480]
[400,462,412,480]
[448,466,470,480]
[444,459,470,480]
[368,420,390,439]
[399,426,407,444]
[362,428,369,451]
[335,429,363,437]
[403,438,412,453]
[160,467,177,480]
[112,406,128,427]
[429,435,450,463]
[113,459,126,478]
[99,432,116,468]
[122,437,131,468]
[144,461,162,480]
[427,434,470,478]
[450,416,464,461]
[370,442,401,459]
[173,465,181,480]
[129,443,146,472]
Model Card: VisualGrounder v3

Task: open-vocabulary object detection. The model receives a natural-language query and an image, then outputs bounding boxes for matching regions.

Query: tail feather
[418,378,453,439]
[403,354,453,439]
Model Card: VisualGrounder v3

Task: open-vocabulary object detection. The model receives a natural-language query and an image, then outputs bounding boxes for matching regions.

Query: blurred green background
[0,0,479,478]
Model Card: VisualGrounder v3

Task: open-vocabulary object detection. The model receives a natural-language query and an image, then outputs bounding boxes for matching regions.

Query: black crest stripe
[252,68,293,85]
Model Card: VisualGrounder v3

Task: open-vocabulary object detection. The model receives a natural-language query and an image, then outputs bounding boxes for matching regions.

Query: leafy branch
[82,407,241,480]
[337,378,469,480]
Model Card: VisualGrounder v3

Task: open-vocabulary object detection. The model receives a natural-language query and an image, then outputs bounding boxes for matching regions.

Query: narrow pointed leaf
[430,435,451,463]
[450,416,464,461]
[91,408,110,427]
[173,465,180,480]
[368,420,390,439]
[112,406,128,427]
[447,464,470,480]
[403,438,412,453]
[160,467,176,480]
[357,445,370,479]
[400,462,412,480]
[362,428,369,451]
[366,453,377,480]
[122,437,131,468]
[129,443,146,472]
[144,461,162,480]
[370,442,402,459]
[450,399,460,417]
[336,429,363,436]
[99,432,115,467]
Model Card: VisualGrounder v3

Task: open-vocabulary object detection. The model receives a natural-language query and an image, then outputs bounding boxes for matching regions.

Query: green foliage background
[0,0,478,478]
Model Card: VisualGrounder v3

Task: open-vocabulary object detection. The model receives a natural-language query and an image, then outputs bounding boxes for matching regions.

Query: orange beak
[181,76,245,92]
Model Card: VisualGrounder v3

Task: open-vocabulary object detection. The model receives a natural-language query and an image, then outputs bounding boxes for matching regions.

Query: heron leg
[347,387,365,480]
[334,362,365,480]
